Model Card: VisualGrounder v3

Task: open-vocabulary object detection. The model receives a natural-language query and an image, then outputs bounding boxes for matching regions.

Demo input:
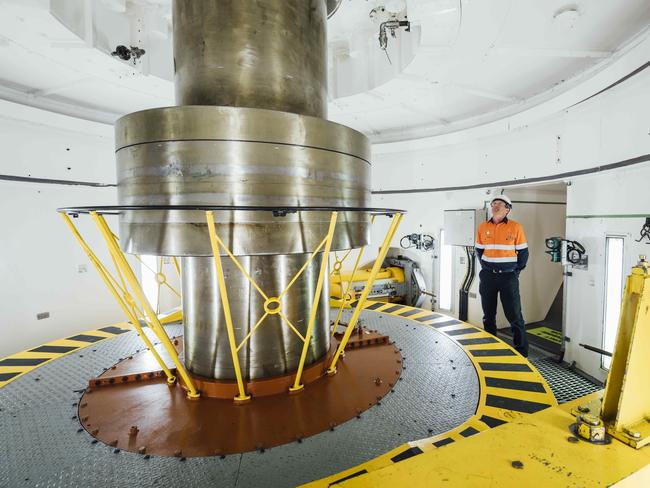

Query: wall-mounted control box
[443,209,486,247]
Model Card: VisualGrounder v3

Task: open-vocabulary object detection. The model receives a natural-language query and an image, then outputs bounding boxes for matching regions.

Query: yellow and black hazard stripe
[317,301,557,487]
[0,324,131,389]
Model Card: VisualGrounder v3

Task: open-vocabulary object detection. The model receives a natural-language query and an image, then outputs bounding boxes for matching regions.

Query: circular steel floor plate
[79,332,402,457]
[0,309,480,487]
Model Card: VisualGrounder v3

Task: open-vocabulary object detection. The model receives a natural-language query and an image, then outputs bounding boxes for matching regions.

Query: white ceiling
[0,0,649,143]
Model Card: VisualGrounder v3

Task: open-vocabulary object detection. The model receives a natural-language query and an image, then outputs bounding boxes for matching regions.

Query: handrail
[57,204,404,216]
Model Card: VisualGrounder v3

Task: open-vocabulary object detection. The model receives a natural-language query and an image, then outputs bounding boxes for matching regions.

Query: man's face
[491,199,510,220]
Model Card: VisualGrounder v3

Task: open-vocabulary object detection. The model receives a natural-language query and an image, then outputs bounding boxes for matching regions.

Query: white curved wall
[369,58,650,381]
[0,100,124,357]
[372,67,649,191]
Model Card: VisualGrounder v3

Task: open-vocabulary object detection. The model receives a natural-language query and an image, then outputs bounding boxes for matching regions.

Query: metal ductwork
[113,0,370,380]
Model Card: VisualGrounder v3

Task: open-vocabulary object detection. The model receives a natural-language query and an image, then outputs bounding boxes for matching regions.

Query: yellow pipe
[290,212,339,392]
[205,211,250,402]
[327,213,403,374]
[90,212,200,398]
[333,268,395,285]
[60,213,175,382]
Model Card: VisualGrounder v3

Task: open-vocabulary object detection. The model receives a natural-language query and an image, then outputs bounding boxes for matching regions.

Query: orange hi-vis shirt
[475,217,529,273]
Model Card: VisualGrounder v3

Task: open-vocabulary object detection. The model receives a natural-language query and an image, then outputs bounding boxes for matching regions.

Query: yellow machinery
[311,256,650,486]
[330,266,404,307]
[330,255,427,308]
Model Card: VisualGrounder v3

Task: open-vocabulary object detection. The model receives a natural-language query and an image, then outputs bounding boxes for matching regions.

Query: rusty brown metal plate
[79,329,401,457]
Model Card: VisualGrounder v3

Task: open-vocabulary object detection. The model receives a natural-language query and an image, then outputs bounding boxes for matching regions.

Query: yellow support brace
[60,213,175,383]
[205,211,251,402]
[290,212,339,392]
[327,213,403,374]
[236,313,270,352]
[330,248,352,277]
[601,256,650,448]
[279,236,328,300]
[172,256,181,276]
[205,228,269,301]
[89,212,200,399]
[331,216,376,337]
[134,254,181,299]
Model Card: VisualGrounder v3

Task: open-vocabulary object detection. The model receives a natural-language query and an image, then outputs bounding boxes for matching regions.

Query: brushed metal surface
[112,0,369,380]
[115,107,371,256]
[182,254,330,380]
[114,106,370,160]
[118,212,369,257]
[173,0,328,118]
[116,152,369,254]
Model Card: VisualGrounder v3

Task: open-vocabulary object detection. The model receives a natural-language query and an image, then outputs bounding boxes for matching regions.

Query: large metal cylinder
[182,254,329,380]
[115,0,369,381]
[173,0,328,118]
[115,107,371,257]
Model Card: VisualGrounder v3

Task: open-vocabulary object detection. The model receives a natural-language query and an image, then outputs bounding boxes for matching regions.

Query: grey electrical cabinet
[443,209,486,246]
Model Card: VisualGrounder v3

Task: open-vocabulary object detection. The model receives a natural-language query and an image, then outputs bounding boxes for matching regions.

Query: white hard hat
[491,194,512,208]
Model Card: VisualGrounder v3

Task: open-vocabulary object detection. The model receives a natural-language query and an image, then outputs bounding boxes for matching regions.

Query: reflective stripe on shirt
[481,256,518,263]
[483,244,516,250]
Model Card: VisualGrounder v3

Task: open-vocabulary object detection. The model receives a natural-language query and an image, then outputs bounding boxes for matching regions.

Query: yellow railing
[60,207,404,402]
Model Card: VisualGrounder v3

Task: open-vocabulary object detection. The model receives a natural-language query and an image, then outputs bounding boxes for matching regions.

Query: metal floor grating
[0,312,480,488]
[530,357,602,404]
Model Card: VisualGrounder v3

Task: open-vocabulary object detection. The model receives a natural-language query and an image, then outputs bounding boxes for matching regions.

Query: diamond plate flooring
[0,311,479,488]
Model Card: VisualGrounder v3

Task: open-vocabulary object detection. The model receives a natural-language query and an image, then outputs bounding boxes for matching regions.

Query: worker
[475,195,529,356]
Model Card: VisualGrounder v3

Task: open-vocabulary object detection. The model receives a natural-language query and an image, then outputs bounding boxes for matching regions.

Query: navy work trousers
[478,269,529,357]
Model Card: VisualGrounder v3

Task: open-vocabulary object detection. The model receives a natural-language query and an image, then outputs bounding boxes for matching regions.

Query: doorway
[495,182,567,355]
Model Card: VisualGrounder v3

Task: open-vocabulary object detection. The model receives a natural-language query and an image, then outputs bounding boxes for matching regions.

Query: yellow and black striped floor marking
[317,300,557,487]
[0,323,131,389]
[2,303,557,486]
